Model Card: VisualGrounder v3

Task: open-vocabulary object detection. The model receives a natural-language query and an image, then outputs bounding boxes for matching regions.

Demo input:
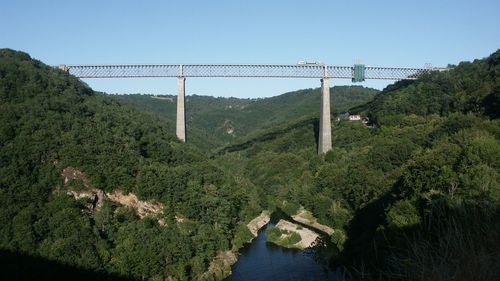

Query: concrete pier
[176,77,186,142]
[318,78,332,154]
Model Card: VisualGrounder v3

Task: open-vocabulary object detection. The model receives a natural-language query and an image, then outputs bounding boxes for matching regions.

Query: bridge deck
[63,64,445,80]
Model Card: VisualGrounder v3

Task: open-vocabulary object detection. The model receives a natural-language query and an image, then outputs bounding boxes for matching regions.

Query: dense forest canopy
[1,48,499,281]
[0,49,262,280]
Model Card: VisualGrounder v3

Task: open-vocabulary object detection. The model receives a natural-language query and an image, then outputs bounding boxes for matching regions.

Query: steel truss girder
[65,64,443,80]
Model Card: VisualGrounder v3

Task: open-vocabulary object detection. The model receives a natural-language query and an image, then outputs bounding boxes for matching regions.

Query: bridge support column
[176,77,186,142]
[318,78,332,154]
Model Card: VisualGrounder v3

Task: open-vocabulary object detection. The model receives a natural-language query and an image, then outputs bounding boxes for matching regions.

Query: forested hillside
[1,47,499,281]
[0,49,262,280]
[112,85,378,151]
[217,50,500,280]
[351,50,500,124]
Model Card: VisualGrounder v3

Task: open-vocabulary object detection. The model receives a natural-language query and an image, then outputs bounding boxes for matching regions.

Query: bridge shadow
[216,117,319,155]
[336,188,500,280]
[0,248,137,281]
[332,179,403,276]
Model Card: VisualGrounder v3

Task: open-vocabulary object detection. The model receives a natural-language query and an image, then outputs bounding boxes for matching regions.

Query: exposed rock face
[62,167,106,210]
[275,219,319,249]
[223,120,235,136]
[106,190,163,219]
[62,167,92,188]
[174,215,187,222]
[247,210,271,237]
[200,250,237,280]
[61,167,164,222]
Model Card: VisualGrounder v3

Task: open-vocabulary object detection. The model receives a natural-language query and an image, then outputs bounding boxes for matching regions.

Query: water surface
[227,222,344,281]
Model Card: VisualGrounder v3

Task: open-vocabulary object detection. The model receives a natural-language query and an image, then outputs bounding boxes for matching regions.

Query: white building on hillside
[349,115,361,121]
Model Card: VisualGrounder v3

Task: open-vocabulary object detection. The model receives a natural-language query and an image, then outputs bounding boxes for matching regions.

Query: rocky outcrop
[200,250,237,280]
[61,167,164,223]
[106,190,163,219]
[247,210,271,237]
[62,167,106,211]
[275,219,319,249]
[223,120,235,135]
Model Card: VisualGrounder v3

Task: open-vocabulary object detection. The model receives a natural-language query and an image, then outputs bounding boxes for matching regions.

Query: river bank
[202,211,271,280]
[226,223,341,281]
[204,208,337,280]
[267,219,320,249]
[247,210,271,237]
[292,207,335,236]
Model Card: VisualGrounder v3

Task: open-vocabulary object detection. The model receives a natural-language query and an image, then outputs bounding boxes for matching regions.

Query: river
[226,213,346,281]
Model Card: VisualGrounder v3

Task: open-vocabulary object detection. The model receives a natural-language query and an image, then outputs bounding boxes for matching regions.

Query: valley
[0,48,499,281]
[111,86,378,153]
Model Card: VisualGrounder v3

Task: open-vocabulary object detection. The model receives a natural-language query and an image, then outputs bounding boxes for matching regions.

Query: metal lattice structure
[62,64,445,80]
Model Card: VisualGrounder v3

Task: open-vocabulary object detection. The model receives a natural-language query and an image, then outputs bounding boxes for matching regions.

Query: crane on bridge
[59,63,446,154]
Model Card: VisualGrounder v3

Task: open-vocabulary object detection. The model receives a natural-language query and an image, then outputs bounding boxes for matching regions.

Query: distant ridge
[112,85,378,152]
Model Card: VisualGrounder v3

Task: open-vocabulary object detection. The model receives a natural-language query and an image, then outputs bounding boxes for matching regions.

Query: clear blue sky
[1,0,499,98]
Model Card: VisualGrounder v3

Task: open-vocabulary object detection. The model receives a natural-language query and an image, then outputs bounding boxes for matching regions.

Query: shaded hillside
[112,85,378,150]
[0,248,137,281]
[217,117,319,155]
[0,49,261,280]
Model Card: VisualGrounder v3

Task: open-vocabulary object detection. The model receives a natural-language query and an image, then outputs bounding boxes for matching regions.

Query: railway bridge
[60,63,445,154]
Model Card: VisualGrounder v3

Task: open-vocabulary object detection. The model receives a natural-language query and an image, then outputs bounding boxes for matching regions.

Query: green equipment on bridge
[352,64,365,82]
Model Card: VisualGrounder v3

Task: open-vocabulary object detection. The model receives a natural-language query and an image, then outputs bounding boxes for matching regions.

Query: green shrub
[232,224,254,250]
[331,229,346,251]
[328,201,352,229]
[281,201,300,216]
[288,232,301,245]
[266,226,282,242]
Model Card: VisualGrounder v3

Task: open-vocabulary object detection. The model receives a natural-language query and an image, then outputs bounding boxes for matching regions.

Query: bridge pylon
[318,77,332,154]
[176,76,186,142]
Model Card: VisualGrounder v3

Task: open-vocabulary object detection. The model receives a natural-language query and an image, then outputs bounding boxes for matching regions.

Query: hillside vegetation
[0,49,262,280]
[352,51,500,123]
[112,85,378,151]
